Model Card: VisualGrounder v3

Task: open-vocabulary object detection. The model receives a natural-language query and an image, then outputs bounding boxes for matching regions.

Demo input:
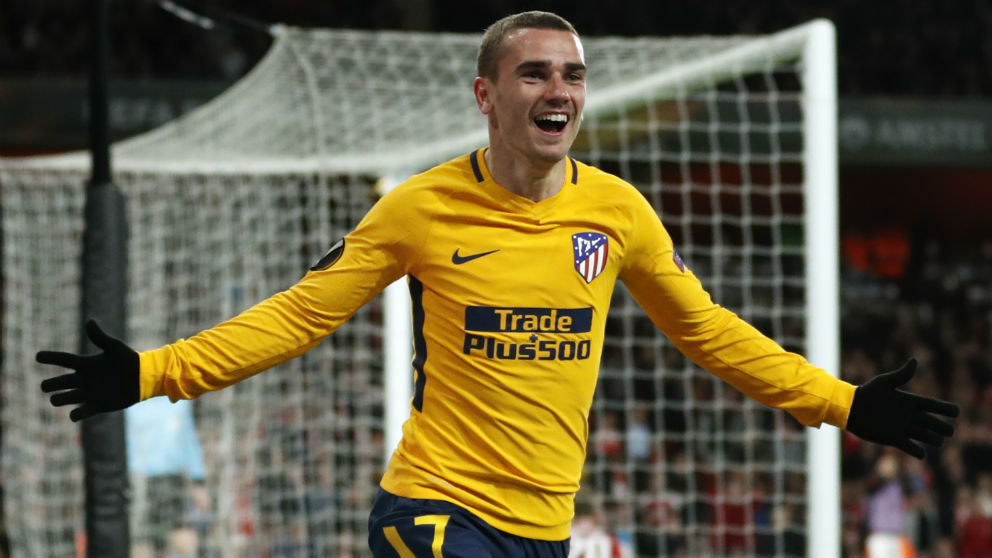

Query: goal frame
[800,20,840,558]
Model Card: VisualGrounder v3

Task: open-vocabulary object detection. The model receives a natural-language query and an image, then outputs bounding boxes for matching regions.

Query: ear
[474,77,493,115]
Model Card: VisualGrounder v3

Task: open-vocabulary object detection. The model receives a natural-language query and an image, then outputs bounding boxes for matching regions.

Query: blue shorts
[367,489,570,558]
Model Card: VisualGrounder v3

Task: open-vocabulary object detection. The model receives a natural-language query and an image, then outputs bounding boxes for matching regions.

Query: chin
[536,147,571,164]
[531,140,572,163]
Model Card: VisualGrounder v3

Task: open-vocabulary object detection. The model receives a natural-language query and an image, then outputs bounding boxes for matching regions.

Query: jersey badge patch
[310,239,345,271]
[673,249,686,273]
[572,232,609,283]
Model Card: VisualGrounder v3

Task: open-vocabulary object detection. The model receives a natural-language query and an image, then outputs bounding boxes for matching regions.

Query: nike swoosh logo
[451,248,499,265]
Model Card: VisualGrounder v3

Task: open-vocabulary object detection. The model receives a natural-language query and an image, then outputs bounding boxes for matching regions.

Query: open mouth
[534,113,568,133]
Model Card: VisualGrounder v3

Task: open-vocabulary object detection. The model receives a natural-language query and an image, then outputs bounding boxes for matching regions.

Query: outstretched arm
[37,179,426,418]
[619,195,958,458]
[846,358,959,459]
[38,258,395,412]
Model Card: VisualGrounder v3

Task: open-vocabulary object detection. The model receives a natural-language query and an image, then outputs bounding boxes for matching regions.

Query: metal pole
[803,19,841,558]
[81,0,130,555]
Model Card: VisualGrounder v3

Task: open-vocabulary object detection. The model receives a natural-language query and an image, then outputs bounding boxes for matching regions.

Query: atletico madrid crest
[572,232,609,283]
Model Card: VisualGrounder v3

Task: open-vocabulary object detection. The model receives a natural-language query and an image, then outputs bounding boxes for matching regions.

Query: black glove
[847,358,959,459]
[37,319,140,422]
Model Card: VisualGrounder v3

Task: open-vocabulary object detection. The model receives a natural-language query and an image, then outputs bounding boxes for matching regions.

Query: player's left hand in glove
[37,319,140,422]
[846,358,959,459]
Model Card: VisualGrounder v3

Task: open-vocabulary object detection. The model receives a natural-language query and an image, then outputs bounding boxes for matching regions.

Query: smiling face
[474,28,586,167]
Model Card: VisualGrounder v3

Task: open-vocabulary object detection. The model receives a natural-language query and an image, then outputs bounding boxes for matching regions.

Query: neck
[484,147,567,203]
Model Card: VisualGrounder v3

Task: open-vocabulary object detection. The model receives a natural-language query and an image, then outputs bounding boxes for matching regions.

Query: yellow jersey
[139,149,856,540]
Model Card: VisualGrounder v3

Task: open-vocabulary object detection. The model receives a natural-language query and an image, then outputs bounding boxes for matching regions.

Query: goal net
[0,22,837,558]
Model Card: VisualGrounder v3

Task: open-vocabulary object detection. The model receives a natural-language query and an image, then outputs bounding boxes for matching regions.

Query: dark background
[2,0,991,97]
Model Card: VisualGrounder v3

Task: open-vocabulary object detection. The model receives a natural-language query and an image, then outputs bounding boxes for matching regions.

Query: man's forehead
[501,27,585,63]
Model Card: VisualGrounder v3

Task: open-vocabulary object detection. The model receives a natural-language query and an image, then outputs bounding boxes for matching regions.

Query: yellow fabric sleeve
[619,195,856,428]
[138,180,429,402]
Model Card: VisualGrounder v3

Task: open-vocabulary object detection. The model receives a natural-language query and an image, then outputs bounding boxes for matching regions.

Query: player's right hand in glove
[37,319,140,422]
[846,358,959,459]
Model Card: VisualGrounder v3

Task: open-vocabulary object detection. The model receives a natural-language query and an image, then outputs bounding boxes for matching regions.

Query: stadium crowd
[836,231,992,558]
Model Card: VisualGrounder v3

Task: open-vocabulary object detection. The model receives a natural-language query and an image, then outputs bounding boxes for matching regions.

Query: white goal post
[0,20,838,558]
[801,20,841,558]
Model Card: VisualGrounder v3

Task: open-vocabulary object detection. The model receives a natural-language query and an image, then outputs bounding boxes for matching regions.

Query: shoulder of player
[381,153,476,205]
[386,155,477,196]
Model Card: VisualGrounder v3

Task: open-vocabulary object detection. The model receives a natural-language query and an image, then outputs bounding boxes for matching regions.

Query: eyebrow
[514,60,587,74]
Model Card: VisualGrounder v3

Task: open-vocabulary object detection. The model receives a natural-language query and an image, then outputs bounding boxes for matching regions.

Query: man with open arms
[38,11,958,558]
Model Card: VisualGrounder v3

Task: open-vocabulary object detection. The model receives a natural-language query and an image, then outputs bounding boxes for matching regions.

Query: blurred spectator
[863,452,916,558]
[626,405,652,464]
[712,471,756,555]
[570,500,633,558]
[955,479,992,558]
[126,397,208,558]
[592,411,624,459]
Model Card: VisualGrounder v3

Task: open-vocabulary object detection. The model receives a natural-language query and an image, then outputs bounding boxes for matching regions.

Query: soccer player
[38,11,959,558]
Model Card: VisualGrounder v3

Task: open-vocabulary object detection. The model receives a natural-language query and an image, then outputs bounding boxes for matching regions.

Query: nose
[546,74,571,104]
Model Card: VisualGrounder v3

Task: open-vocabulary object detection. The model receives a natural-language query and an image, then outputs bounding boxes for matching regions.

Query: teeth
[536,114,568,122]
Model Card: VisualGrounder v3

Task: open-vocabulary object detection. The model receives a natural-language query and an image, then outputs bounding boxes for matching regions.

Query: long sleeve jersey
[139,149,856,540]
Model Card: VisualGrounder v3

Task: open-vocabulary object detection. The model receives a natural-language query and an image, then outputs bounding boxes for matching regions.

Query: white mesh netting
[1,23,829,557]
